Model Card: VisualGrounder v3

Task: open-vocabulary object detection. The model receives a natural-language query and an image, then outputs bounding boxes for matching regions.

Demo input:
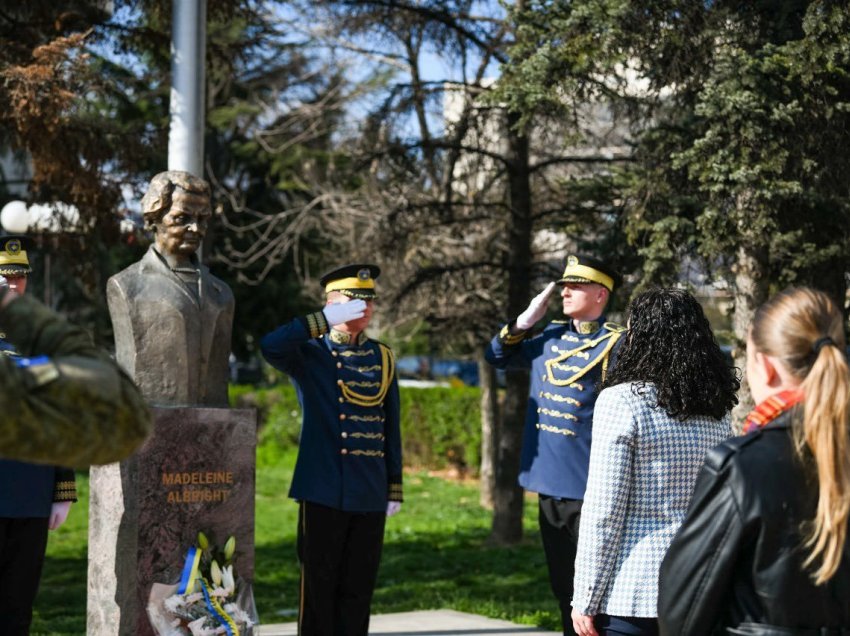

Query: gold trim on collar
[576,320,599,335]
[329,329,368,345]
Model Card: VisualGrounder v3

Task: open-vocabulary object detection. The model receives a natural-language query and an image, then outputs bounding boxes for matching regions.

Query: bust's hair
[601,287,739,420]
[141,171,210,229]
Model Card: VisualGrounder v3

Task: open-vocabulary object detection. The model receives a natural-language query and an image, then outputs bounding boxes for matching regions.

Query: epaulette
[704,433,761,472]
[373,339,396,361]
[603,321,627,333]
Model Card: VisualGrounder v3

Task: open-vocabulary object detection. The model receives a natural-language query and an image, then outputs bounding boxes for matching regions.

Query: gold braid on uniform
[498,323,526,346]
[304,311,329,339]
[53,480,77,501]
[544,327,624,387]
[389,481,403,501]
[339,344,394,407]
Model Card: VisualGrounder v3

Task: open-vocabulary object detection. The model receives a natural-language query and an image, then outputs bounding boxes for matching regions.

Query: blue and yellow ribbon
[177,546,202,595]
[199,578,240,636]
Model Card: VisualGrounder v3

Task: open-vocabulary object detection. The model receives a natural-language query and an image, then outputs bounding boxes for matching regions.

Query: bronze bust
[107,171,234,406]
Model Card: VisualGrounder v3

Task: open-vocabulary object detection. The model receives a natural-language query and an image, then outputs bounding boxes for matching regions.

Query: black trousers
[539,495,583,636]
[0,517,50,636]
[297,501,386,636]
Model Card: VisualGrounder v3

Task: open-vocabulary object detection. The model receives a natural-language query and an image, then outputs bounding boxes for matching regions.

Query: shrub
[230,383,482,472]
[399,386,481,474]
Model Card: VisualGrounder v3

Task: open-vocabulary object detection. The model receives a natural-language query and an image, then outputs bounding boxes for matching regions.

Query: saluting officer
[0,236,77,635]
[260,263,402,636]
[485,254,625,636]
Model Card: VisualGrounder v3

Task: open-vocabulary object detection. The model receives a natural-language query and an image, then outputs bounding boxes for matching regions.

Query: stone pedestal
[87,407,256,635]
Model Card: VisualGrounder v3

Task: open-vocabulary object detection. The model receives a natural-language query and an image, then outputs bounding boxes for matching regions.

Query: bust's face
[154,188,211,257]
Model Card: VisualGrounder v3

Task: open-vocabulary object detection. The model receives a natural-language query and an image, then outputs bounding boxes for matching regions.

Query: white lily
[221,564,236,595]
[210,559,223,586]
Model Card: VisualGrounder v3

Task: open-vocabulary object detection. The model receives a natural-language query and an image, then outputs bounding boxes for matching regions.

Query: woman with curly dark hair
[570,288,739,636]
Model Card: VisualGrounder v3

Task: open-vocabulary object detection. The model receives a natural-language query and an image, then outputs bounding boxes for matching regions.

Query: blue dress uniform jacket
[485,318,624,500]
[261,312,403,513]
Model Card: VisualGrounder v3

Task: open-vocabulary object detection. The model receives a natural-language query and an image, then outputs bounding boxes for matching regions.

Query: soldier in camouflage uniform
[0,265,151,469]
[0,236,80,634]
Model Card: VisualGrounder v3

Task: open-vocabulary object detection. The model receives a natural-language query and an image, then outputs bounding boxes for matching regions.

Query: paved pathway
[259,609,561,636]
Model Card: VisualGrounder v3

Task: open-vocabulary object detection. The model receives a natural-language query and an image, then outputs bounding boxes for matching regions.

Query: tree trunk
[730,242,769,431]
[490,369,529,545]
[489,113,533,545]
[478,354,498,509]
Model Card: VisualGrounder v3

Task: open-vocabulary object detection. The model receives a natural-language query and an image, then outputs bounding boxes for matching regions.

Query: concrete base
[259,610,562,636]
[87,406,257,635]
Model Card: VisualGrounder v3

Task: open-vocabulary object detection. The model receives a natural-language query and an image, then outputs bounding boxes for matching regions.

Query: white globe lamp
[0,200,30,234]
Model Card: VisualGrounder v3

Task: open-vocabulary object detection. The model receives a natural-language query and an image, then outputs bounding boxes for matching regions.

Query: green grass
[32,451,559,634]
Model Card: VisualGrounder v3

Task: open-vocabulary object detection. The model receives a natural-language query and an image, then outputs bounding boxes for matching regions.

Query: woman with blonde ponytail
[658,287,850,635]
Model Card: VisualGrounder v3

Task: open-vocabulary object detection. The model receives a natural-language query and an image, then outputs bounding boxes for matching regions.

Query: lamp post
[0,200,30,234]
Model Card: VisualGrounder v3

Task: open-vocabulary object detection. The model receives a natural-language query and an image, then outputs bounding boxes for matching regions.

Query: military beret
[0,235,32,276]
[557,254,621,292]
[320,263,380,300]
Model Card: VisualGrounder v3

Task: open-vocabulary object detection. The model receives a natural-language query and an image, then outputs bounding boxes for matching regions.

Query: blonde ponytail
[751,287,850,584]
[798,341,850,583]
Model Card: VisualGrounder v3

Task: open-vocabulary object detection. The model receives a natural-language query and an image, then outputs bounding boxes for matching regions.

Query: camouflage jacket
[0,294,151,467]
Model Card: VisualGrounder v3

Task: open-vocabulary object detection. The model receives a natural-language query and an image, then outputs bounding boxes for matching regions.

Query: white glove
[323,299,366,326]
[49,501,72,530]
[515,282,557,330]
[0,275,7,289]
[386,501,402,517]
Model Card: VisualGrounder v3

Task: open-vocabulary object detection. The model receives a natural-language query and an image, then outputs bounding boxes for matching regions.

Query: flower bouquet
[147,531,258,636]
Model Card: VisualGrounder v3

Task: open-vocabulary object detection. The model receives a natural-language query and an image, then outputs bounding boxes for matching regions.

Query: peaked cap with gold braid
[320,263,380,300]
[0,235,32,277]
[558,254,621,292]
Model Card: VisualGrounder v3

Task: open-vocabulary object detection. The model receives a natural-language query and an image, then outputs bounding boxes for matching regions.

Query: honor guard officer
[260,263,402,636]
[0,236,78,635]
[485,254,625,636]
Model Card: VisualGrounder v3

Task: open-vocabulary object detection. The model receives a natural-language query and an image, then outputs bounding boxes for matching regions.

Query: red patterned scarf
[742,389,804,434]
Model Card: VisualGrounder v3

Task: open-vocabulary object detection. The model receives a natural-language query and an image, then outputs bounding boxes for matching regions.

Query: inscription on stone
[161,470,235,504]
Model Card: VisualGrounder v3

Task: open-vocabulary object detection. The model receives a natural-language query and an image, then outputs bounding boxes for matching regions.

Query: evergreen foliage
[500,0,850,302]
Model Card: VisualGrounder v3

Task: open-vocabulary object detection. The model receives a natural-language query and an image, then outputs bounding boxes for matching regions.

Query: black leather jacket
[658,410,850,636]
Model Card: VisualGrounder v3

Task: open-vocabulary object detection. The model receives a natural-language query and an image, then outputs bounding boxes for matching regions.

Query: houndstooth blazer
[572,382,731,618]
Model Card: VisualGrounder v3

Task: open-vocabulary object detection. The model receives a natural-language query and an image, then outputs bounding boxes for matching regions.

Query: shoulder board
[603,321,627,333]
[704,433,760,471]
[374,340,395,359]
